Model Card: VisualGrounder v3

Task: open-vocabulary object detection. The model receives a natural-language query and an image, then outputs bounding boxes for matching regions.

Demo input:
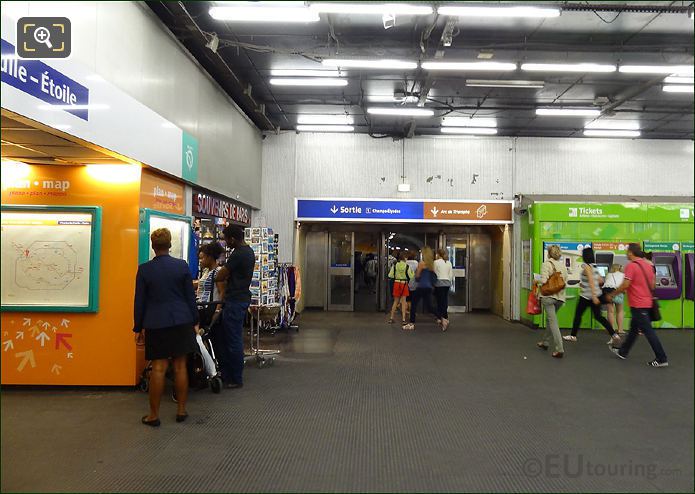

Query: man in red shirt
[607,243,668,367]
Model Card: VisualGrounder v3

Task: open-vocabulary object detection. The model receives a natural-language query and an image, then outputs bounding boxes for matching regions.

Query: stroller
[138,301,224,396]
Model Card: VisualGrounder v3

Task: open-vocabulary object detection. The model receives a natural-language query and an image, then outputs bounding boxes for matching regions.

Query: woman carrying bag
[537,245,569,358]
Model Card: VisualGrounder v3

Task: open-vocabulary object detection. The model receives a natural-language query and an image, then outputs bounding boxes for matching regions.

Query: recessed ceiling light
[585,120,640,130]
[296,125,355,132]
[269,78,348,86]
[465,79,544,89]
[270,69,342,77]
[422,61,517,71]
[367,107,434,117]
[441,127,498,135]
[664,76,694,84]
[297,114,354,125]
[583,130,641,138]
[441,117,497,128]
[619,65,694,75]
[521,63,616,73]
[209,5,320,22]
[368,95,420,103]
[437,5,560,18]
[309,3,433,15]
[322,59,418,70]
[536,108,601,116]
[663,85,694,93]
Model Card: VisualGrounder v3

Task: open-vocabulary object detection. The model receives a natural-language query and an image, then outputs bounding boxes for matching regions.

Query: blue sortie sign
[1,39,90,120]
[297,199,423,221]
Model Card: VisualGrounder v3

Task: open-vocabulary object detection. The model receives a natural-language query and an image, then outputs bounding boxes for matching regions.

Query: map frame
[1,205,102,312]
[137,208,192,265]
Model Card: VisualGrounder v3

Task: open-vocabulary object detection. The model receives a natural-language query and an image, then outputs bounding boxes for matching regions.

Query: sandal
[387,319,394,324]
[536,342,549,350]
[142,415,161,427]
[552,352,564,359]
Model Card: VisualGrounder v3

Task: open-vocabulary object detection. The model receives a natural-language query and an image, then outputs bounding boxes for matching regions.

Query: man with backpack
[607,243,668,367]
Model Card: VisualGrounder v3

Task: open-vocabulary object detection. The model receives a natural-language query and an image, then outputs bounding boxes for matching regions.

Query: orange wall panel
[1,164,141,385]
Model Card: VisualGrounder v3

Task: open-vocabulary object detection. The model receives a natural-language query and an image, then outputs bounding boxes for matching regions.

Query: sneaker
[648,360,669,367]
[562,335,577,342]
[608,334,622,345]
[609,347,626,360]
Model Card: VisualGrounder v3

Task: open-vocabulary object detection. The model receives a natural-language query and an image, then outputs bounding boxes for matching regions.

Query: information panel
[148,216,189,262]
[1,208,101,311]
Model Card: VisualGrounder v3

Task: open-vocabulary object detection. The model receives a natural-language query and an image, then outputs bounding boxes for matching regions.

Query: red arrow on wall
[55,333,73,351]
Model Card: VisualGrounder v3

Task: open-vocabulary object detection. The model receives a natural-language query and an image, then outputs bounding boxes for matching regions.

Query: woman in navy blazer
[134,228,199,426]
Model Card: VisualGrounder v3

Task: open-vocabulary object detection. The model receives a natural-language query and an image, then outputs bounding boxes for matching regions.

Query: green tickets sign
[643,241,680,252]
[534,202,694,223]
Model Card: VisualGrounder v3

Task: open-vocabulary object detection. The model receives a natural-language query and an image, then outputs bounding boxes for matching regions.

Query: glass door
[328,232,354,311]
[445,234,468,312]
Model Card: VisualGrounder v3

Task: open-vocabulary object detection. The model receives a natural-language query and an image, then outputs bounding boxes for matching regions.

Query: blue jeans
[619,308,668,363]
[220,300,250,384]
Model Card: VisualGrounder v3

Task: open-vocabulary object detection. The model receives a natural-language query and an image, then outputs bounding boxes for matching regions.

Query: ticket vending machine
[652,252,682,300]
[684,253,694,328]
[595,252,613,279]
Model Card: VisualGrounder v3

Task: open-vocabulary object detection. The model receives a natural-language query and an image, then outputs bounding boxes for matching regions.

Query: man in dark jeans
[608,243,668,367]
[216,225,255,388]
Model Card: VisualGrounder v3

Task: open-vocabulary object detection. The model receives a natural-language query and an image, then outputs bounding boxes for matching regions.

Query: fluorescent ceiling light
[296,125,354,132]
[465,79,544,88]
[310,3,433,15]
[663,85,694,93]
[368,95,420,103]
[322,59,417,70]
[271,69,342,77]
[269,78,348,86]
[585,120,640,130]
[297,114,354,125]
[619,65,694,75]
[38,104,110,111]
[437,5,560,18]
[664,76,694,84]
[521,63,616,73]
[441,127,498,135]
[209,5,320,22]
[422,61,517,71]
[367,107,434,117]
[583,130,641,138]
[442,117,497,128]
[536,108,601,116]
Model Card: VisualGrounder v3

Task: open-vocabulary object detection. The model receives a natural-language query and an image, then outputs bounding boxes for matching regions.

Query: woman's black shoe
[176,413,189,423]
[141,416,160,427]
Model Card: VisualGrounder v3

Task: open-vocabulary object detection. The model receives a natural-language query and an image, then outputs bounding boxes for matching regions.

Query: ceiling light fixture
[536,108,601,116]
[269,78,348,86]
[422,61,517,71]
[619,65,694,75]
[583,130,641,138]
[297,114,354,125]
[209,5,320,23]
[441,127,498,135]
[663,85,694,93]
[309,3,433,15]
[437,5,560,18]
[584,120,640,130]
[270,69,342,77]
[322,59,418,70]
[465,79,544,88]
[441,117,497,128]
[664,76,694,84]
[367,107,434,117]
[521,63,616,73]
[368,95,420,103]
[296,125,355,132]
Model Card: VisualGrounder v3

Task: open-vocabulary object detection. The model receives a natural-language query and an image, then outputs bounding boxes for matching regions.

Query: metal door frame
[327,231,354,311]
[442,233,469,313]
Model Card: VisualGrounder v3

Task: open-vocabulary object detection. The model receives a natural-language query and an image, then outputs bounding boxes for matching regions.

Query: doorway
[354,232,380,311]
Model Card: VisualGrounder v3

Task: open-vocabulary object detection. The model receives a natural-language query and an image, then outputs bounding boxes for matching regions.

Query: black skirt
[145,324,197,360]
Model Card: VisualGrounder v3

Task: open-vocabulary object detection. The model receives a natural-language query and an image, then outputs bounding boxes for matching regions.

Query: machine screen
[655,265,671,277]
[596,266,608,277]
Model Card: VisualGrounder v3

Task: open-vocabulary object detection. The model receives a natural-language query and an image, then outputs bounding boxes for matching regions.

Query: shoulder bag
[540,260,566,296]
[635,262,661,321]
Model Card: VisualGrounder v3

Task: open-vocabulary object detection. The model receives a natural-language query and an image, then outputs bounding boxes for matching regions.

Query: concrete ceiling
[147,1,695,139]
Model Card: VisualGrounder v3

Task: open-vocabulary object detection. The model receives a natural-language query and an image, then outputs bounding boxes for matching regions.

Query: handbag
[526,284,542,315]
[540,261,565,296]
[635,262,662,321]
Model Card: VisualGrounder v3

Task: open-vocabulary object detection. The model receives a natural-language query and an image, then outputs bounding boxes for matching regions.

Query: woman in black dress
[134,228,199,426]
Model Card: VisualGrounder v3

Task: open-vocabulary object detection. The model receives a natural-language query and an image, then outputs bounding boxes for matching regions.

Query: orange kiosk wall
[1,163,141,385]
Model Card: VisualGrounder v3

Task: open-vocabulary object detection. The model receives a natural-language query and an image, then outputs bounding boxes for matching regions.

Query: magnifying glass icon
[33,27,53,49]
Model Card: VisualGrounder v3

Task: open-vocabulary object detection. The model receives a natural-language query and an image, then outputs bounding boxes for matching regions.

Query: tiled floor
[1,312,693,492]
